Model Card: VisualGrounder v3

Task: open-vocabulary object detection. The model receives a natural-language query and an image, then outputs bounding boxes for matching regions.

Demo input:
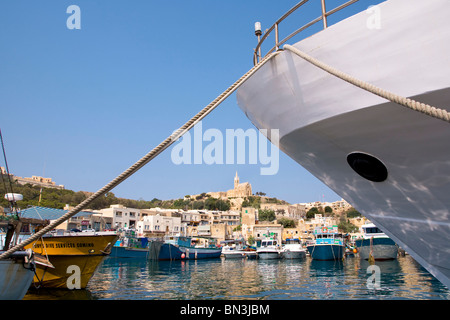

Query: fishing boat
[355,223,398,260]
[256,237,280,260]
[306,226,345,261]
[150,236,222,261]
[221,239,257,259]
[23,230,118,289]
[221,239,246,259]
[236,0,450,288]
[280,238,307,260]
[110,229,150,258]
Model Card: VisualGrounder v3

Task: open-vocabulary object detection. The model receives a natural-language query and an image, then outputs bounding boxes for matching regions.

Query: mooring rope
[284,44,450,123]
[0,50,280,260]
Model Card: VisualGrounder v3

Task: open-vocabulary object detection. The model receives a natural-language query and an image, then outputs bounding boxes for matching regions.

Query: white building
[136,214,183,237]
[296,199,352,213]
[181,210,201,226]
[303,214,338,234]
[219,211,240,226]
[98,204,141,230]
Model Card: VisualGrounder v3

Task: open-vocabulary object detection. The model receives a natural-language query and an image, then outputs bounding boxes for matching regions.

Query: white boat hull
[281,249,306,260]
[223,251,246,259]
[357,244,398,261]
[257,251,280,260]
[237,0,450,288]
[0,252,35,300]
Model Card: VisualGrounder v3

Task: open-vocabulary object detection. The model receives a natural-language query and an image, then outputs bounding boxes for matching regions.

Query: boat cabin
[283,238,302,245]
[260,239,278,247]
[362,224,384,235]
[314,233,344,245]
[312,226,344,246]
[220,239,245,249]
[164,235,218,248]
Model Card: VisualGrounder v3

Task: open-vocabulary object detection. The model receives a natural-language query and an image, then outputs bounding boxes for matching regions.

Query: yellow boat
[24,231,118,289]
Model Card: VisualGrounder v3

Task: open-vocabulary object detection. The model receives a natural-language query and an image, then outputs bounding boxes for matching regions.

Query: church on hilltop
[194,172,252,200]
[226,172,252,198]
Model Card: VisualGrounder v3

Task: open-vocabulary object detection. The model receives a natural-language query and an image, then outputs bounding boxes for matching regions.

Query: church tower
[234,171,239,190]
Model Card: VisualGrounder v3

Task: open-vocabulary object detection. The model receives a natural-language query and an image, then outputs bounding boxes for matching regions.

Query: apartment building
[98,204,141,230]
[136,214,183,237]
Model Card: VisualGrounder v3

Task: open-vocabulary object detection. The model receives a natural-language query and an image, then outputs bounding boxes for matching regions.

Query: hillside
[0,178,292,213]
[0,180,236,211]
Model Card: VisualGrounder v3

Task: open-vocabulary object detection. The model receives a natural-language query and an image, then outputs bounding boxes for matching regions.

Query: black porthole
[347,152,388,182]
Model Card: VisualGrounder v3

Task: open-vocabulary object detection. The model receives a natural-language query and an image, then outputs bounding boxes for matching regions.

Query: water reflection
[24,288,94,300]
[24,255,450,300]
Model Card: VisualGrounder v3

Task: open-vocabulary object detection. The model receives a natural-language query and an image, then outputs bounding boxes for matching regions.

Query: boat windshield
[364,227,383,234]
[316,233,342,239]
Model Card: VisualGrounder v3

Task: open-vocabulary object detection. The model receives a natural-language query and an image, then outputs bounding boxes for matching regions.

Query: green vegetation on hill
[0,179,231,211]
[241,196,261,209]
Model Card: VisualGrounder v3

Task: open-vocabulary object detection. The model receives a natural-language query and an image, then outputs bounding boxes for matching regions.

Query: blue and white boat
[306,226,345,261]
[110,230,150,258]
[153,236,222,261]
[355,223,398,261]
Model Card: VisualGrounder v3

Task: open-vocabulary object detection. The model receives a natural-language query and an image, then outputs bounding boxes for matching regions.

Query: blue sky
[0,0,384,205]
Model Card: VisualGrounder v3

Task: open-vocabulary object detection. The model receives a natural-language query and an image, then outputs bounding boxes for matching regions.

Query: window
[366,227,381,234]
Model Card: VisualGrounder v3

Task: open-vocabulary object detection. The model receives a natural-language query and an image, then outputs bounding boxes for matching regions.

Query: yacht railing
[253,0,360,65]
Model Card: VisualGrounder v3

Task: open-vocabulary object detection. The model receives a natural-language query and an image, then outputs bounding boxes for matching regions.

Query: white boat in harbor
[0,250,35,300]
[256,238,281,260]
[236,0,450,288]
[1,193,36,299]
[221,239,246,259]
[221,239,257,259]
[355,223,398,260]
[280,239,307,260]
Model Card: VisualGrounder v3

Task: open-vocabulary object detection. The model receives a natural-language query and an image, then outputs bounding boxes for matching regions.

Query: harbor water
[24,254,449,300]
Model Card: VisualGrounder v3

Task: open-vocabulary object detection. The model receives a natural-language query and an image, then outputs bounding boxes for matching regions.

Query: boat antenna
[0,128,17,213]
